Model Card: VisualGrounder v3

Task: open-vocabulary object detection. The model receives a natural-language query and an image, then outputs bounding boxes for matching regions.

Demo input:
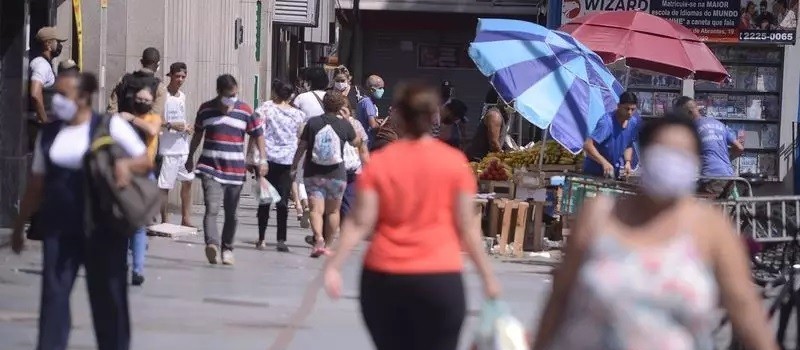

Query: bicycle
[714,202,800,349]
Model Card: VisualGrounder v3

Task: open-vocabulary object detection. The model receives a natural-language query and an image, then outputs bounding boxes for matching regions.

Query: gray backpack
[83,114,161,237]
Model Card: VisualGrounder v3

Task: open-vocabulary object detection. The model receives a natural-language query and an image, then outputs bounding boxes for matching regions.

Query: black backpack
[114,70,161,113]
[83,114,161,237]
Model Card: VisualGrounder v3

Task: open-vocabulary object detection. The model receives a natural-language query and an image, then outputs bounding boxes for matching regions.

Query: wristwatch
[165,122,172,131]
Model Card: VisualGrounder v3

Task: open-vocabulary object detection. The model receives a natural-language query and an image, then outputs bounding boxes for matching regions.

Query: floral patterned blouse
[255,101,305,165]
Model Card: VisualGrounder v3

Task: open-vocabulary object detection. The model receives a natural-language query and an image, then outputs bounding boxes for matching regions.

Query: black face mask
[52,42,63,57]
[132,101,152,115]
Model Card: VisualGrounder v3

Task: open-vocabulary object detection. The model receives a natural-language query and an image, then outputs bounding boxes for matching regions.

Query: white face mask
[52,93,78,121]
[334,82,348,91]
[221,96,238,107]
[639,145,699,199]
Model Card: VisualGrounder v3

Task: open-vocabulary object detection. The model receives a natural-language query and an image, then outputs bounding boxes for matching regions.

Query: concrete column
[259,0,274,103]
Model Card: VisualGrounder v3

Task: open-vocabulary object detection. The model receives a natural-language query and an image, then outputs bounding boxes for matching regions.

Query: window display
[695,45,784,180]
[607,65,682,118]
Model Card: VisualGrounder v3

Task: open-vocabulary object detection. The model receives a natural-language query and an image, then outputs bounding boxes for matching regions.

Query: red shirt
[358,138,477,274]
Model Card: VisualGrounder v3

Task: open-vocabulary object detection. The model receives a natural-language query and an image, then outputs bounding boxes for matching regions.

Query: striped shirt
[194,99,263,185]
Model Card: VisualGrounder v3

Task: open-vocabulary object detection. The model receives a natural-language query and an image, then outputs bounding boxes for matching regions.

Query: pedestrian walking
[357,75,385,146]
[12,71,151,350]
[302,69,370,246]
[531,115,777,350]
[338,88,370,222]
[186,74,267,266]
[324,81,500,350]
[291,67,329,228]
[107,47,167,117]
[118,83,162,286]
[291,90,362,258]
[28,27,67,149]
[252,79,305,252]
[157,62,196,227]
[332,65,363,110]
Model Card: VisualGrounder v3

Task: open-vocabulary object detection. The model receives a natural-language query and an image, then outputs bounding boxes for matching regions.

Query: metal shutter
[274,0,320,27]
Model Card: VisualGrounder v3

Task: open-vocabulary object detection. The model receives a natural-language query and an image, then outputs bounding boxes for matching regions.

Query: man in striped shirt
[186,74,267,266]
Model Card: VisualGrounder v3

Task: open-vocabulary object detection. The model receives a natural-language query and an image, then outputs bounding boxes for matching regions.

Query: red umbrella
[560,11,729,83]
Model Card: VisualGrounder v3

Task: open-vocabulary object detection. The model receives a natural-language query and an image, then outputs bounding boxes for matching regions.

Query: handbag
[83,114,162,237]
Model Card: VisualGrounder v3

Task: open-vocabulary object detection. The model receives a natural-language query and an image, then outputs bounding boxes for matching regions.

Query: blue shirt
[356,97,378,140]
[695,117,736,176]
[583,112,642,177]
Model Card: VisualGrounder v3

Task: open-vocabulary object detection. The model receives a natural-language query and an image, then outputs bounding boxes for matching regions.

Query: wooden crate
[478,180,515,198]
[489,199,547,257]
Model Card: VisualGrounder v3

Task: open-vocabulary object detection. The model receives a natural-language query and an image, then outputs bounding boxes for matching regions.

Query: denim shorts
[304,176,347,200]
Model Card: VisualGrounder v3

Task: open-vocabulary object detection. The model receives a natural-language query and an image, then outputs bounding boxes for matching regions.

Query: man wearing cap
[28,27,66,148]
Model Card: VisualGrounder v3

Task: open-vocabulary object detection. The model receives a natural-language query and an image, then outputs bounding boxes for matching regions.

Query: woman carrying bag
[323,81,501,350]
[12,71,152,350]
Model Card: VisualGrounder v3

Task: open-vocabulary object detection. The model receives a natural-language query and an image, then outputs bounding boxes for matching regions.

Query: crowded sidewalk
[0,195,551,350]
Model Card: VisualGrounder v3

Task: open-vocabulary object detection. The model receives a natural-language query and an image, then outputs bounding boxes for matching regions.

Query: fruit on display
[478,158,513,181]
[471,141,587,179]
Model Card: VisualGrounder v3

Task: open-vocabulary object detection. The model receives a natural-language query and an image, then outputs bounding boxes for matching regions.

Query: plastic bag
[252,176,281,205]
[473,300,529,350]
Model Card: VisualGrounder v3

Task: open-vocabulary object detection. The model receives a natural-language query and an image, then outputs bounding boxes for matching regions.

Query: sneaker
[276,241,290,253]
[205,244,219,265]
[221,250,235,265]
[256,240,266,250]
[300,210,311,229]
[310,239,326,258]
[131,273,145,286]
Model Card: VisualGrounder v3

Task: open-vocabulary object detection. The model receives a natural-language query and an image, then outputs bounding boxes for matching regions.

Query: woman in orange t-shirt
[323,81,501,350]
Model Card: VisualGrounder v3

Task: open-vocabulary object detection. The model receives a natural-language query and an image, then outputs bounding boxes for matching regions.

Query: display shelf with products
[695,45,784,181]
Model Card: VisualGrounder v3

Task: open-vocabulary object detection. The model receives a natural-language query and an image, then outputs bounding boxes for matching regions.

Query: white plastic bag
[473,300,530,350]
[252,176,281,205]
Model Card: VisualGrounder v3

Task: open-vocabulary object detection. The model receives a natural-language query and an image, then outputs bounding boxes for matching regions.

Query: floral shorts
[304,176,347,200]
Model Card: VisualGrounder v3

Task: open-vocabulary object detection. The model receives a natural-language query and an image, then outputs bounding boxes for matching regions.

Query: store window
[607,65,683,118]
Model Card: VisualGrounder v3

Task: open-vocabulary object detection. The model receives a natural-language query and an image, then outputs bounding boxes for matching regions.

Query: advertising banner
[561,0,798,44]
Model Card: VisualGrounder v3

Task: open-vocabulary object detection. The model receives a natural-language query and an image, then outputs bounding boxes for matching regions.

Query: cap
[59,59,77,71]
[36,27,68,42]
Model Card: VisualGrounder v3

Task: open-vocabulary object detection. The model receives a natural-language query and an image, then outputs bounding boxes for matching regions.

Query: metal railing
[714,195,800,243]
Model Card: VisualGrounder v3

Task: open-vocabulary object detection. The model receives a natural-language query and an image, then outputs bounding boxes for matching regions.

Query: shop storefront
[559,0,800,188]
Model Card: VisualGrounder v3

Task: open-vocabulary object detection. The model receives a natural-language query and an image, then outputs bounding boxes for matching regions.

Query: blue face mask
[373,88,385,99]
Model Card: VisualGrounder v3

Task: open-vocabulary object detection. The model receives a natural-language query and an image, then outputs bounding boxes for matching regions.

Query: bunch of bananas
[471,142,587,177]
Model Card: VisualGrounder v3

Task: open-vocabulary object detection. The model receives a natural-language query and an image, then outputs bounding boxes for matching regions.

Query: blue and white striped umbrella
[469,18,624,154]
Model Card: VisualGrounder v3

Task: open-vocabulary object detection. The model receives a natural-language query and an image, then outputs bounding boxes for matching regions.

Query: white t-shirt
[32,115,147,175]
[30,57,56,88]
[159,91,190,156]
[293,90,326,121]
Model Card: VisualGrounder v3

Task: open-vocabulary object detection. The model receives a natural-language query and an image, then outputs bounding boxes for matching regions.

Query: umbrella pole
[537,128,549,171]
[624,66,631,89]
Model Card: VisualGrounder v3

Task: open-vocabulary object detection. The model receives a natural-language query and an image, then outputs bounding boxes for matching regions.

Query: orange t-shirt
[358,138,477,274]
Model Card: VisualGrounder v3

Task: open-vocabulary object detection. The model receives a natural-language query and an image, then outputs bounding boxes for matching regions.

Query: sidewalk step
[147,223,198,238]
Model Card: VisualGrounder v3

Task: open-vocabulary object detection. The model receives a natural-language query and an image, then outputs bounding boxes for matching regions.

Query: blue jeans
[129,172,155,275]
[129,228,147,275]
